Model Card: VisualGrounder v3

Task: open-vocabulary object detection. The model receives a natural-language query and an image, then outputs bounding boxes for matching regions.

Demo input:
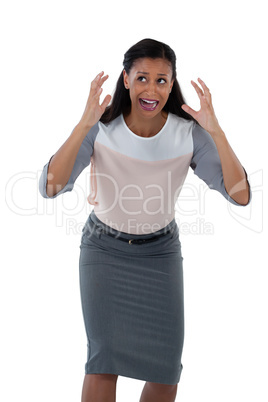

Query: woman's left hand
[181,78,221,135]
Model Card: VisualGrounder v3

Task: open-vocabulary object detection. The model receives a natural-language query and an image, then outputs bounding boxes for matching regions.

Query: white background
[1,0,267,401]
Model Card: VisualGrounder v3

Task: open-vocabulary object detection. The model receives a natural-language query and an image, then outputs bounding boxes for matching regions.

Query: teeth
[142,99,157,104]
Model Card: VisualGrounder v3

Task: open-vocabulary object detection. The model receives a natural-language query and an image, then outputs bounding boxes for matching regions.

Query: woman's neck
[123,110,168,138]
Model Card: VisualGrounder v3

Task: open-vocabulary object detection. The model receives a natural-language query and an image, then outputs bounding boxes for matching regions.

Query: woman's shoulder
[98,114,123,130]
[169,112,195,128]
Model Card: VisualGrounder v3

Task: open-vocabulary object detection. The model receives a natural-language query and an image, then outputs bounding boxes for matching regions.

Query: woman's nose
[145,81,157,96]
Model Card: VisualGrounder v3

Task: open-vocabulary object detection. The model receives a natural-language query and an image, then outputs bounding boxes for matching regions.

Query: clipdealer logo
[4,169,262,235]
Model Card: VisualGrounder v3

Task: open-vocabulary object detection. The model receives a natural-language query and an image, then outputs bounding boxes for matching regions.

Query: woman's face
[123,58,174,119]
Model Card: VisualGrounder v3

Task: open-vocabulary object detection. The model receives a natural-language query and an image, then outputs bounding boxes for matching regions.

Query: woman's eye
[137,76,166,84]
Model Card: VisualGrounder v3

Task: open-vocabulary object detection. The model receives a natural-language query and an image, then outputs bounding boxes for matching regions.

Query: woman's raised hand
[79,72,112,129]
[181,78,221,135]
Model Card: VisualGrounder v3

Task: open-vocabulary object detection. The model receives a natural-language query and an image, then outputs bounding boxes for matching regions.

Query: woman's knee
[146,382,177,395]
[87,373,118,383]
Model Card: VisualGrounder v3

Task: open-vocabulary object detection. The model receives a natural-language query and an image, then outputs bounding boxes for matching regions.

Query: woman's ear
[123,70,129,89]
[169,79,174,93]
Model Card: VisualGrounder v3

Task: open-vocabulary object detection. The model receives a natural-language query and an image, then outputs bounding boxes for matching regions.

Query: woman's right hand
[79,71,112,129]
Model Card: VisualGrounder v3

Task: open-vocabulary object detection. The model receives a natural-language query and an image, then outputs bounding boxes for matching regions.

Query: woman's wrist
[207,124,226,141]
[75,120,93,137]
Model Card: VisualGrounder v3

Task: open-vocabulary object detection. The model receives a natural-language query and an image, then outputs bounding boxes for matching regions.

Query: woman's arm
[207,127,250,205]
[45,123,93,197]
[40,71,111,198]
[182,78,250,205]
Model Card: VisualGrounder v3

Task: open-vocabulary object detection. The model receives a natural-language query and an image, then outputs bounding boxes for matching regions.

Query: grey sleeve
[190,123,251,206]
[39,123,99,198]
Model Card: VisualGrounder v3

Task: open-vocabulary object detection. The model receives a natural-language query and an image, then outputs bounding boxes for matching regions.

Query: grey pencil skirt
[79,210,184,385]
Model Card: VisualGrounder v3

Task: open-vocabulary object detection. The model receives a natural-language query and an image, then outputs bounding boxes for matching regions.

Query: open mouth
[139,98,159,111]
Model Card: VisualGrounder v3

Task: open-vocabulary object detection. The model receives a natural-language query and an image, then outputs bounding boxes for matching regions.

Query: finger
[100,94,112,111]
[92,74,109,96]
[99,74,109,87]
[181,104,198,119]
[89,86,103,105]
[197,78,211,98]
[94,71,104,80]
[91,72,104,90]
[94,86,103,98]
[191,80,204,99]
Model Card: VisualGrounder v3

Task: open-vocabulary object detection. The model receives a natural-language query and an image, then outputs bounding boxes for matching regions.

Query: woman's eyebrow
[136,71,168,76]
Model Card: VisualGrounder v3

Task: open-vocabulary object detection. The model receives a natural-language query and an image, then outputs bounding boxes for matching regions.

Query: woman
[39,39,251,402]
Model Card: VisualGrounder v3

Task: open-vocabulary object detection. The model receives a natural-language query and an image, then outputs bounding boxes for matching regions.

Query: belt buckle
[129,238,146,245]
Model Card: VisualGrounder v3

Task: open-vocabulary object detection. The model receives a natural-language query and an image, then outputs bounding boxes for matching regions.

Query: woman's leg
[139,381,178,402]
[81,373,118,402]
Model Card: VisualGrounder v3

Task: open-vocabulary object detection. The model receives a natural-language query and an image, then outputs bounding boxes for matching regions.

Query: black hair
[100,38,195,124]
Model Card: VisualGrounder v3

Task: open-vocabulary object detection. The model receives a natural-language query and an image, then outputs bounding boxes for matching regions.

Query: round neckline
[121,113,170,140]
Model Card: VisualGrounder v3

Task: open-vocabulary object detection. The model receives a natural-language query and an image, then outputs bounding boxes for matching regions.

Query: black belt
[98,227,173,245]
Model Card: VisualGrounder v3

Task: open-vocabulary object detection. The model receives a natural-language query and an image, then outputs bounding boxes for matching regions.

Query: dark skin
[122,58,174,137]
[122,58,250,205]
[181,77,250,205]
[46,61,250,402]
